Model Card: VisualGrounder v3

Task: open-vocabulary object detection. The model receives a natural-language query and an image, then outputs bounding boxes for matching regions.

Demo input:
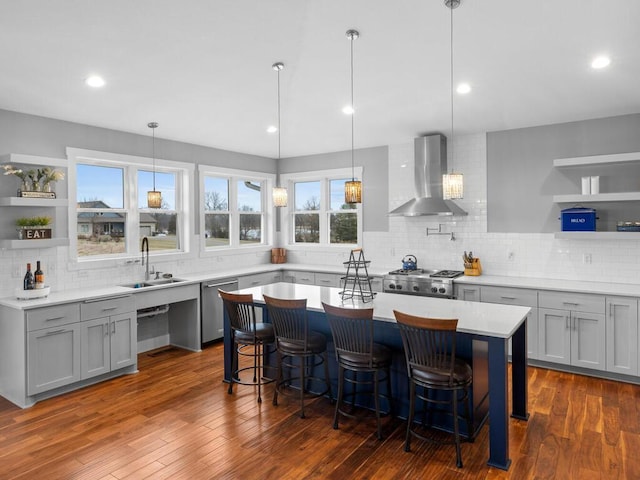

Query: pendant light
[146,122,162,208]
[271,62,288,208]
[442,0,464,200]
[344,29,362,204]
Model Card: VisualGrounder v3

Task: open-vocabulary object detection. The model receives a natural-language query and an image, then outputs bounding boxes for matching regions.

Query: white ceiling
[1,0,639,159]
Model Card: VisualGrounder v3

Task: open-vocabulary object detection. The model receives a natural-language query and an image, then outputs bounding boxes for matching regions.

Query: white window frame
[199,165,276,253]
[67,147,194,266]
[280,167,363,249]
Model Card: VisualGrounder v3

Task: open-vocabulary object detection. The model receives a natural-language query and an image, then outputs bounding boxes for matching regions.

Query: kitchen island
[224,282,530,471]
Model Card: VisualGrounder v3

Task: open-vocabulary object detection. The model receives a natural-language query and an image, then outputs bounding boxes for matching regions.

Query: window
[200,166,273,250]
[68,148,192,261]
[282,168,362,247]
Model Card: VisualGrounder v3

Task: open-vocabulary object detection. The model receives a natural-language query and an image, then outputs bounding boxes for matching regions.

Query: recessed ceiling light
[85,75,105,88]
[267,125,277,133]
[591,56,611,69]
[456,83,471,94]
[342,105,354,115]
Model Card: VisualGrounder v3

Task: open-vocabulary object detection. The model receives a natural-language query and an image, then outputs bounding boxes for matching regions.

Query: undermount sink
[121,278,187,289]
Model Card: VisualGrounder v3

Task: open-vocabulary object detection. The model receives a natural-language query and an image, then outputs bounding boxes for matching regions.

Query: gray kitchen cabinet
[315,272,341,288]
[80,296,136,380]
[605,296,638,376]
[26,303,81,395]
[538,291,606,370]
[237,271,282,289]
[283,270,315,285]
[481,286,539,359]
[455,284,480,302]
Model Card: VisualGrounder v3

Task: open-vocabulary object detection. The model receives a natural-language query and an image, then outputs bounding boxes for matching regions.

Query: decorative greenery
[3,164,64,190]
[15,216,52,227]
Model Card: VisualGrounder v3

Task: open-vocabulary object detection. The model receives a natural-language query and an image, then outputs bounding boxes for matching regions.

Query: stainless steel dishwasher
[201,278,238,344]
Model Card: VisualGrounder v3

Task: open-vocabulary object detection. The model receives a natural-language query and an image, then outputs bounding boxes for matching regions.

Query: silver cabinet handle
[205,281,238,288]
[563,302,579,306]
[44,316,66,322]
[104,323,109,337]
[565,316,570,329]
[84,295,131,303]
[500,296,516,300]
[45,328,66,335]
[101,306,118,312]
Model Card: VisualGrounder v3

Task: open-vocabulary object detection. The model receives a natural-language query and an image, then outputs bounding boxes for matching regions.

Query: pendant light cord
[450,1,454,173]
[152,127,156,191]
[350,33,355,181]
[277,67,281,161]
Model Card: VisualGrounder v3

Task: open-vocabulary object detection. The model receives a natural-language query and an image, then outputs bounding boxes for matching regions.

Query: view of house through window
[76,163,181,257]
[76,164,127,256]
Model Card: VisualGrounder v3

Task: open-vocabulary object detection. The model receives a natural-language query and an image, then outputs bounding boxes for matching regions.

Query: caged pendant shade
[271,62,288,207]
[442,0,464,200]
[344,29,362,204]
[147,122,162,208]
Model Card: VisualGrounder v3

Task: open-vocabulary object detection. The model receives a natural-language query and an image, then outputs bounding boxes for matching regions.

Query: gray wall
[0,108,276,235]
[279,146,389,232]
[487,113,640,232]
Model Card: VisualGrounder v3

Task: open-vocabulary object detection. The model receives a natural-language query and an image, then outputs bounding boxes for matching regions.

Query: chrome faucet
[141,237,150,281]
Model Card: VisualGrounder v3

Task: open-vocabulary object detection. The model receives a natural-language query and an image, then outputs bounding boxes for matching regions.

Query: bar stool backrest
[220,290,256,335]
[393,310,458,387]
[263,295,309,352]
[322,303,375,368]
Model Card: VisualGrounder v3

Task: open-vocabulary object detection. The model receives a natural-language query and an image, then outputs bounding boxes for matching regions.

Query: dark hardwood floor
[0,343,639,479]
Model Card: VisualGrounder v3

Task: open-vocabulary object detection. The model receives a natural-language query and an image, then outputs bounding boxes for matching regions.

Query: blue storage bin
[561,207,596,231]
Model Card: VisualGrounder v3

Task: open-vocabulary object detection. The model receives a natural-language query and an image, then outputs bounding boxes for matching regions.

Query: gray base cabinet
[27,323,81,395]
[80,297,136,380]
[81,312,136,380]
[606,297,638,375]
[537,291,606,370]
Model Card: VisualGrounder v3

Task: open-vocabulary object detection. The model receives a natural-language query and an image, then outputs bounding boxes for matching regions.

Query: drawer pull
[44,316,66,322]
[84,295,131,303]
[45,328,67,335]
[101,307,118,312]
[562,302,579,306]
[500,296,516,300]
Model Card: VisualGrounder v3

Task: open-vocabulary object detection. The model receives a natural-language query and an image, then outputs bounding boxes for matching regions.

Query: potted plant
[16,216,52,240]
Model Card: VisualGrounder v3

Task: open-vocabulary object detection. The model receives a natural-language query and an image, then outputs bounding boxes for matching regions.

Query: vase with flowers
[2,164,64,197]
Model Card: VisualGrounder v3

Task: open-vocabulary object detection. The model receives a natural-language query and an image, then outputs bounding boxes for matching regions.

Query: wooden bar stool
[393,310,473,468]
[220,290,275,403]
[263,295,332,418]
[322,302,393,440]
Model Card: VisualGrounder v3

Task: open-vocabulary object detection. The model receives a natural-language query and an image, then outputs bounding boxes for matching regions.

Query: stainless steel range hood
[388,134,467,216]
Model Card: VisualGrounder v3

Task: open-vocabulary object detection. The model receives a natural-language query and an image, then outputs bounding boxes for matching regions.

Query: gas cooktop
[387,269,463,279]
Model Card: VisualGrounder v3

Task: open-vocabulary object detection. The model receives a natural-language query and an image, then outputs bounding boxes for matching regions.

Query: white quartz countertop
[236,282,530,339]
[0,263,386,310]
[454,274,640,297]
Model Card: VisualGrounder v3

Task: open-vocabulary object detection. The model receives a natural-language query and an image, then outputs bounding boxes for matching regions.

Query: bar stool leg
[273,350,283,406]
[334,365,344,429]
[256,342,262,404]
[453,389,462,468]
[228,336,236,395]
[405,381,416,452]
[299,355,306,419]
[374,370,382,440]
[323,351,332,403]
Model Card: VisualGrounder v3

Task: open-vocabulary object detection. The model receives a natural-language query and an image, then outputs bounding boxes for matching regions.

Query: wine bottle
[34,261,44,289]
[23,263,34,290]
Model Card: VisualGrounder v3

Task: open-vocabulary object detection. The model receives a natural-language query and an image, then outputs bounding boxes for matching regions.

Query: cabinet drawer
[237,271,282,289]
[27,303,80,331]
[481,286,537,308]
[287,271,315,285]
[80,296,134,321]
[315,273,340,287]
[539,291,604,314]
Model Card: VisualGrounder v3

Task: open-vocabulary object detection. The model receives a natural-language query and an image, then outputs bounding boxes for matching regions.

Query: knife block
[464,258,482,276]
